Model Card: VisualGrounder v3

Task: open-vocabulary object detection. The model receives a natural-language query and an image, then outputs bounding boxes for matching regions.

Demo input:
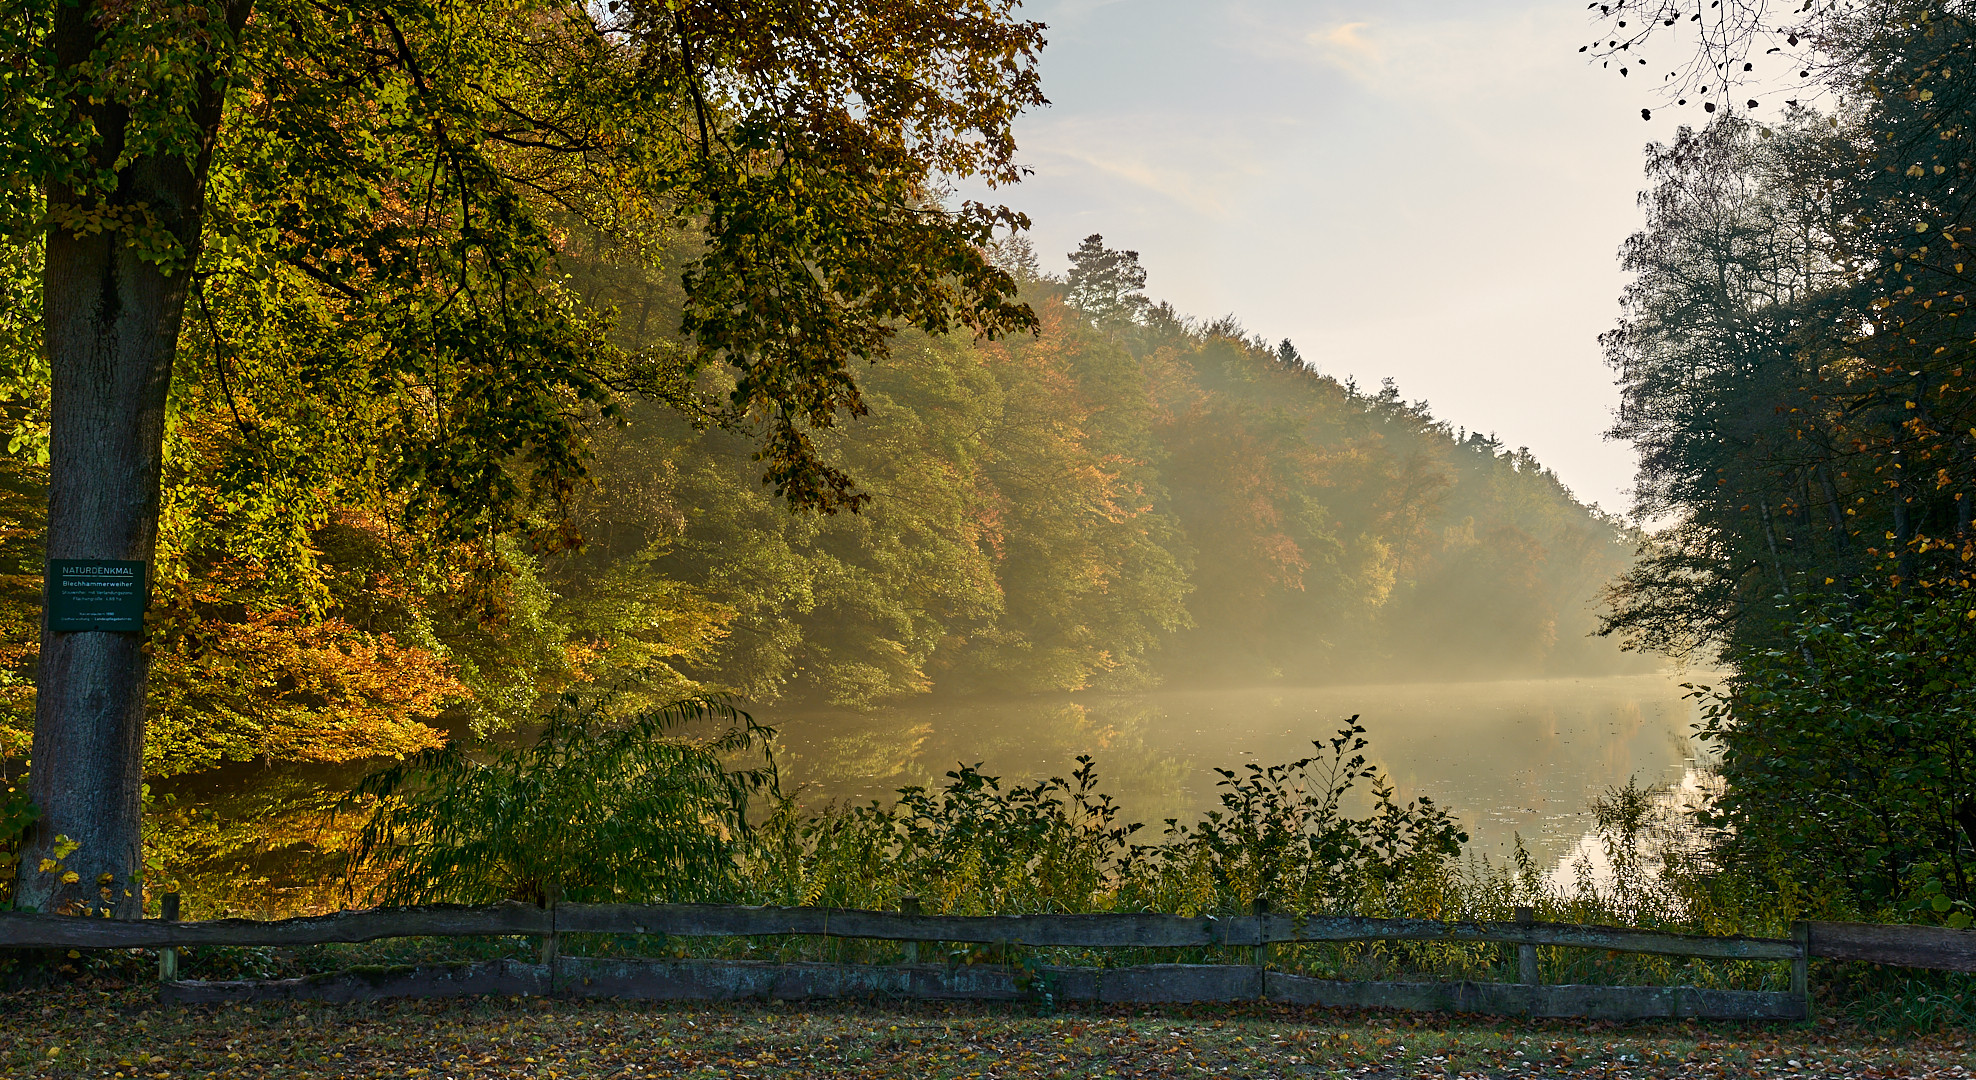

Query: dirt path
[1,989,1969,1079]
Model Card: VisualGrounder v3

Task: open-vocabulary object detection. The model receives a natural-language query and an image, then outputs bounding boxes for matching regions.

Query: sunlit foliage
[354,695,775,906]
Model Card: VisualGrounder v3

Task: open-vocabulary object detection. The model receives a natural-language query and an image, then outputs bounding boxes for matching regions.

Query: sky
[976,0,1718,518]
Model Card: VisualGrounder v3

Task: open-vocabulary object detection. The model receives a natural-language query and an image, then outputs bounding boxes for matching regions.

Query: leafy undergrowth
[0,987,1972,1079]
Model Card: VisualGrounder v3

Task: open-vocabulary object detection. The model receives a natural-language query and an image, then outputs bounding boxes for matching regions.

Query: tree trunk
[17,210,188,916]
[13,0,244,915]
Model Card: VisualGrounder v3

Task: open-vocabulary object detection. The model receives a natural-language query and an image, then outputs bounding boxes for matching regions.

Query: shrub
[742,718,1468,919]
[746,754,1140,914]
[351,694,775,905]
[1116,720,1468,917]
[1702,588,1976,924]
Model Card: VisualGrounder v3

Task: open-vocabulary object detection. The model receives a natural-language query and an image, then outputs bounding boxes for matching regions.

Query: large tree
[1,0,1044,914]
[1586,2,1976,652]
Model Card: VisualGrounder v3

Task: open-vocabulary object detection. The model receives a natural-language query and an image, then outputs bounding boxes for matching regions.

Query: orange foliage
[147,606,459,774]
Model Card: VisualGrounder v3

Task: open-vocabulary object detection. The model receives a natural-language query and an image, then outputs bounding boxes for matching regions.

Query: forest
[1,0,1974,1039]
[1593,1,1976,926]
[0,241,1640,779]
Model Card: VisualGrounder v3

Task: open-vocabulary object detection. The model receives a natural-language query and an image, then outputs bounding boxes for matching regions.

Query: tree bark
[13,0,246,915]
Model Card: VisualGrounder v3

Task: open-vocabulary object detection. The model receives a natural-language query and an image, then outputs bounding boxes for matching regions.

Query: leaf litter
[0,988,1969,1079]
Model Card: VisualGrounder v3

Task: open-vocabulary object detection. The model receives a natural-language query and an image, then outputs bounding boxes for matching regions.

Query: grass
[2,983,1972,1079]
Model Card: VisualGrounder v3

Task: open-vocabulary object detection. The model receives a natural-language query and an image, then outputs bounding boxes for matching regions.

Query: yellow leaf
[37,858,58,873]
[61,871,79,884]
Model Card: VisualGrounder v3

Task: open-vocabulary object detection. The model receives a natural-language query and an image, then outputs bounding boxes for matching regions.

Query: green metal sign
[47,560,148,632]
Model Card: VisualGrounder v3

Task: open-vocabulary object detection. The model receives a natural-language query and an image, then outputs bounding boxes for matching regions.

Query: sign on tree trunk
[46,560,147,633]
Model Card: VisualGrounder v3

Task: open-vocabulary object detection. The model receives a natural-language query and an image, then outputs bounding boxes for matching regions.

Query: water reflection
[763,674,1704,868]
[149,673,1704,916]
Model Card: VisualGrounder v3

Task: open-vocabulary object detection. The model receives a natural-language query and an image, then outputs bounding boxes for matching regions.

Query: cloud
[1278,10,1576,102]
[1019,118,1265,220]
[1313,21,1379,60]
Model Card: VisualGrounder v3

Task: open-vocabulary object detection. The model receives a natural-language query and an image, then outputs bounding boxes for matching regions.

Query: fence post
[1791,920,1810,1016]
[157,892,180,986]
[540,885,560,993]
[1252,897,1271,971]
[901,896,920,965]
[1515,906,1539,986]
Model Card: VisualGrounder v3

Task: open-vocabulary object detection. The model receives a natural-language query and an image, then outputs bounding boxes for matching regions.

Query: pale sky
[980,0,1712,518]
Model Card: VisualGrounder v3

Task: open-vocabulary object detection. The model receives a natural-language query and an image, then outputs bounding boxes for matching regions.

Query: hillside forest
[0,235,1641,782]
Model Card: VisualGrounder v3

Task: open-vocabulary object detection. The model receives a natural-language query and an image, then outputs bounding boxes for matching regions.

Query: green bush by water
[340,698,1812,992]
[352,694,776,906]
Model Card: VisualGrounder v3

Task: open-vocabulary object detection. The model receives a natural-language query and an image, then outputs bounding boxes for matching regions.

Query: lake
[153,672,1710,914]
[761,673,1710,870]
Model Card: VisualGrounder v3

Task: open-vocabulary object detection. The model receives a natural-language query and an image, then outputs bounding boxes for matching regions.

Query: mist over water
[141,673,1703,916]
[762,673,1705,870]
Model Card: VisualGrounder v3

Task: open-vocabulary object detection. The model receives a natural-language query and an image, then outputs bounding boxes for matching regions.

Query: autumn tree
[1589,1,1976,910]
[0,0,1044,915]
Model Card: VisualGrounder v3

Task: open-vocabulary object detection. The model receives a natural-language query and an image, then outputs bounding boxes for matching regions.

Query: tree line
[0,0,1639,915]
[0,235,1638,778]
[0,0,1046,914]
[1591,0,1976,924]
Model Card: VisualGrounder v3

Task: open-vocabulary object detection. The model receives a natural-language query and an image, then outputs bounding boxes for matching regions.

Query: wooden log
[159,959,1804,1017]
[1791,921,1810,1009]
[547,905,1797,958]
[540,889,560,983]
[1807,920,1976,972]
[168,960,1027,1004]
[0,901,1807,962]
[0,901,552,949]
[899,897,920,965]
[1265,973,1805,1021]
[164,960,1269,1005]
[1047,964,1261,1003]
[156,893,178,984]
[1265,974,1465,1013]
[552,904,1234,947]
[1515,906,1539,986]
[163,960,549,1004]
[561,959,1025,1002]
[1256,914,1800,960]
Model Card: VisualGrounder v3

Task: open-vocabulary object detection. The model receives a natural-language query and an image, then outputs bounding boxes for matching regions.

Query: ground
[0,990,1971,1079]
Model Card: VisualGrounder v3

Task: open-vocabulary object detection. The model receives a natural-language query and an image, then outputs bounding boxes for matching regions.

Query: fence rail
[153,958,1808,1020]
[3,901,1969,1017]
[0,901,1804,958]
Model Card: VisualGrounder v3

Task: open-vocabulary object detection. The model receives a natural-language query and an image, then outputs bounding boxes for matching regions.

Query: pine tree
[1065,235,1150,329]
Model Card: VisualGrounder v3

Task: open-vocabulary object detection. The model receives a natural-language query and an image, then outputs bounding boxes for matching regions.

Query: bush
[742,718,1468,919]
[746,754,1142,915]
[1702,588,1976,924]
[352,694,776,905]
[1115,719,1467,918]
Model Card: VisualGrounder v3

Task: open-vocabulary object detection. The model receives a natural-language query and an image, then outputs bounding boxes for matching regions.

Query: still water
[155,673,1708,913]
[761,673,1708,869]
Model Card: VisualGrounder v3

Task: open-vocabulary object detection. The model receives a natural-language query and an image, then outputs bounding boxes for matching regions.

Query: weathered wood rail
[0,901,1803,958]
[3,899,1968,1018]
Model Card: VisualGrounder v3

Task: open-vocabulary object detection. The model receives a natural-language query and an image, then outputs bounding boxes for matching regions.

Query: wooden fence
[3,899,1971,1019]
